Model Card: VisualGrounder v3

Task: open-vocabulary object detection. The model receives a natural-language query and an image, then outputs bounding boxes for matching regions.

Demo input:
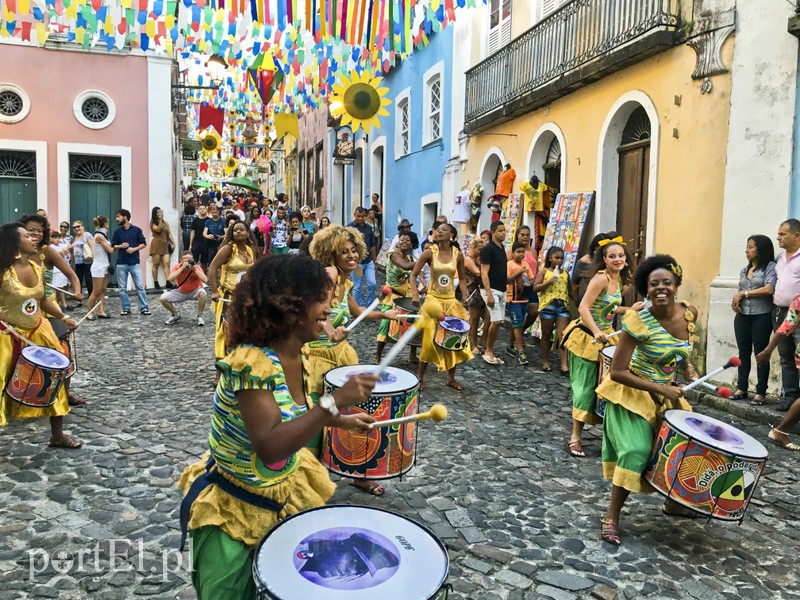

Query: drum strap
[2,319,43,367]
[179,456,285,551]
[561,321,594,346]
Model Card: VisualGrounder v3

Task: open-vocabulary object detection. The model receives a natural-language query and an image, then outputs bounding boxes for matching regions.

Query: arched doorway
[543,138,562,193]
[616,106,651,268]
[478,150,504,234]
[616,106,651,303]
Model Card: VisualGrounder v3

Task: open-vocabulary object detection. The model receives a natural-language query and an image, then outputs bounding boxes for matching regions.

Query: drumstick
[682,357,741,392]
[369,404,447,429]
[46,284,81,298]
[345,286,392,332]
[693,380,732,398]
[74,303,102,327]
[395,314,424,319]
[0,320,36,347]
[372,301,445,375]
[595,299,653,343]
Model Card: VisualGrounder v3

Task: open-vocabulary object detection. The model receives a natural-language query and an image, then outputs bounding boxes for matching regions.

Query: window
[488,0,511,55]
[0,151,36,177]
[69,155,122,182]
[423,73,442,145]
[73,90,116,129]
[540,0,571,19]
[0,83,30,124]
[400,100,410,155]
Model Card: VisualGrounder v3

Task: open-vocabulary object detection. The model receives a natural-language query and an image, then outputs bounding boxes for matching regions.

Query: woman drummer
[208,220,256,363]
[0,223,81,448]
[411,222,473,391]
[21,215,87,407]
[307,224,396,495]
[596,255,700,545]
[561,237,639,457]
[375,230,418,363]
[179,254,379,599]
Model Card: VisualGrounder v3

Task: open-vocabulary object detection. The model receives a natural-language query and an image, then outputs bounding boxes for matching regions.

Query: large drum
[49,318,76,378]
[434,317,470,352]
[322,366,418,480]
[253,505,450,599]
[595,346,616,419]
[644,410,768,521]
[388,298,421,346]
[5,345,71,407]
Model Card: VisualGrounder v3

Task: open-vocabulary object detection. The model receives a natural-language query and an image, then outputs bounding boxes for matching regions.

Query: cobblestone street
[1,294,799,600]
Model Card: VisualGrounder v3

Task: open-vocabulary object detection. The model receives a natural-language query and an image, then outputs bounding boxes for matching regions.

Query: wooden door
[617,141,650,304]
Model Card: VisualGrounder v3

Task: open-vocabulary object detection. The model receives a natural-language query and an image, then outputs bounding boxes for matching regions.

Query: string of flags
[1,0,486,113]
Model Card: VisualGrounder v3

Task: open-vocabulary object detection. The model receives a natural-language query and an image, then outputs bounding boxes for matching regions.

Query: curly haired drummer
[595,255,701,546]
[0,223,81,448]
[561,238,640,458]
[178,255,379,598]
[307,224,396,495]
[411,222,473,391]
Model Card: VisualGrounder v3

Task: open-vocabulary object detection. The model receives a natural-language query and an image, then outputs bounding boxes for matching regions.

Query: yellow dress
[419,245,473,371]
[0,262,70,426]
[214,244,254,359]
[305,278,359,401]
[179,345,334,547]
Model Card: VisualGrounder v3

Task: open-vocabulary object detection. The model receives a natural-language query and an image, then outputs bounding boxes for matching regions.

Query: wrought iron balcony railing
[465,0,680,125]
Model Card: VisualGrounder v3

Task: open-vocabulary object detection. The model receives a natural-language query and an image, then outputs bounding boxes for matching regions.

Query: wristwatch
[744,291,749,299]
[318,393,339,417]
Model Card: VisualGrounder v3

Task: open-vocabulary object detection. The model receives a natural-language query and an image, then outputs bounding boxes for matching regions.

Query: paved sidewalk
[0,295,798,599]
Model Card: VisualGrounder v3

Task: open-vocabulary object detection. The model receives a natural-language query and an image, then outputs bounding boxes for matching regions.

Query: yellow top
[0,262,46,330]
[538,268,570,311]
[429,244,459,300]
[219,244,254,294]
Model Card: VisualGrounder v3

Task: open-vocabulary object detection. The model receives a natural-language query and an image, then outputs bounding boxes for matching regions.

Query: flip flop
[482,355,504,365]
[568,440,586,458]
[751,396,766,406]
[48,436,82,449]
[446,380,465,391]
[351,481,385,496]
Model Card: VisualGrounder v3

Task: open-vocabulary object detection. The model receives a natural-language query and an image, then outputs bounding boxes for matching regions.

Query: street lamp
[206,55,228,87]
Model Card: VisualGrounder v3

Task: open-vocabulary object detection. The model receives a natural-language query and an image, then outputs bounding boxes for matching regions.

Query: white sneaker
[165,315,181,325]
[197,316,205,326]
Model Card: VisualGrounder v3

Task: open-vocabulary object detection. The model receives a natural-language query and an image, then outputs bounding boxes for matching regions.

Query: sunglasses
[73,225,82,229]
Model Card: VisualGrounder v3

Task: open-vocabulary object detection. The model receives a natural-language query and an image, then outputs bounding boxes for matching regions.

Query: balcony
[464,0,681,132]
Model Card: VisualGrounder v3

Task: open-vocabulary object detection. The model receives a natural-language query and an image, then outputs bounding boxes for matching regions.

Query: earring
[14,252,21,260]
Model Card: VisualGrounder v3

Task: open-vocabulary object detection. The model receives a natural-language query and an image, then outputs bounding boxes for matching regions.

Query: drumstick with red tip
[372,300,445,376]
[0,319,36,347]
[345,286,393,332]
[693,380,732,398]
[682,357,742,392]
[369,404,448,429]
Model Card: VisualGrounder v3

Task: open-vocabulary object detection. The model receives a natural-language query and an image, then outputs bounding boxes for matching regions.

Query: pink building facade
[0,42,175,285]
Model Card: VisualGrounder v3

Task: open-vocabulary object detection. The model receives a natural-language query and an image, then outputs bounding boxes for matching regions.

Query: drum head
[393,298,419,313]
[254,505,448,599]
[325,366,418,394]
[600,346,616,360]
[664,410,768,459]
[441,317,468,333]
[21,345,71,370]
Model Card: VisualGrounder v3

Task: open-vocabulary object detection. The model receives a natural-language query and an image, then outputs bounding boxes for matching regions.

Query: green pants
[569,352,602,424]
[192,526,257,599]
[601,402,655,493]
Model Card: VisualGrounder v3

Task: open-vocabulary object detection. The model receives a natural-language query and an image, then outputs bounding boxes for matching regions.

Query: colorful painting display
[540,191,594,276]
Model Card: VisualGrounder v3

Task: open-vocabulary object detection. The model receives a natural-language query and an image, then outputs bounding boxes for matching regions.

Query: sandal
[732,390,748,400]
[482,355,504,365]
[751,395,766,406]
[48,435,82,449]
[768,428,800,451]
[601,518,621,546]
[568,440,586,458]
[85,316,97,321]
[542,366,552,373]
[351,480,385,496]
[446,380,465,391]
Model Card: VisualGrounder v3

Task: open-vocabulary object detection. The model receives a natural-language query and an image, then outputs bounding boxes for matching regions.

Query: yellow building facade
[460,0,736,365]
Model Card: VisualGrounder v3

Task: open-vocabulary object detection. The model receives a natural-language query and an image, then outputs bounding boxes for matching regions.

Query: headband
[598,236,626,247]
[667,263,683,278]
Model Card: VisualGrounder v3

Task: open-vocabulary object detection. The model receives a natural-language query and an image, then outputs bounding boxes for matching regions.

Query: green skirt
[601,402,655,494]
[192,526,257,600]
[568,352,602,425]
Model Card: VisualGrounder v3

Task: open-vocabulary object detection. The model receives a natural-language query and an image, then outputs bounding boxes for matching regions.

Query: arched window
[621,107,651,145]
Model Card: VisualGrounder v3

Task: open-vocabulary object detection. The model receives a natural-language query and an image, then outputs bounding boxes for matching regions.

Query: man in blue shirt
[348,206,378,306]
[111,209,150,316]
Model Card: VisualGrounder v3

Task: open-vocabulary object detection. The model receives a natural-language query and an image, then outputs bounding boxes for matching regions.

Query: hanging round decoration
[329,72,392,134]
[200,130,221,153]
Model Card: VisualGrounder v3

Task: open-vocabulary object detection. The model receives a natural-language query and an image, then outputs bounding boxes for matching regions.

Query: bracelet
[60,314,71,322]
[745,291,749,299]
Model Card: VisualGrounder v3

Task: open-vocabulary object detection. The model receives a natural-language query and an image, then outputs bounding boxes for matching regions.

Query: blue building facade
[326,20,471,243]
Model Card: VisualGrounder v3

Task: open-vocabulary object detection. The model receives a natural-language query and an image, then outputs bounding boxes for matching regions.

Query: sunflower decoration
[199,129,221,153]
[329,71,392,134]
[224,156,238,175]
